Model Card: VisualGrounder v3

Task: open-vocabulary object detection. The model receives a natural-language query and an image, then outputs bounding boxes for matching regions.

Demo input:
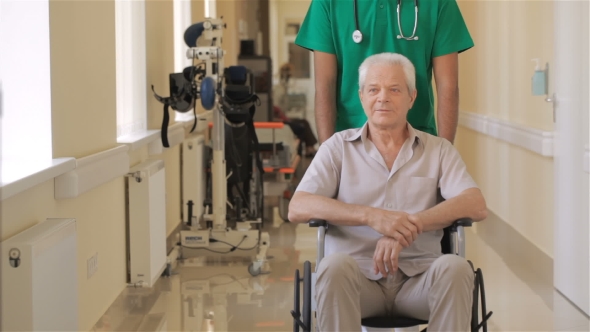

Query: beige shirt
[296,122,478,279]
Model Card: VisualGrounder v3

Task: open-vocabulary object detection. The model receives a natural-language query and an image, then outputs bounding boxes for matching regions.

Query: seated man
[288,52,487,331]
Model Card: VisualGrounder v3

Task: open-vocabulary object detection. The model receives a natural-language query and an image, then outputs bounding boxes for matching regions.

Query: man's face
[359,64,417,129]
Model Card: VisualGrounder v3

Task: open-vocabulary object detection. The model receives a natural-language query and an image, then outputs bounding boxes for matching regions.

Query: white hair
[358,53,416,93]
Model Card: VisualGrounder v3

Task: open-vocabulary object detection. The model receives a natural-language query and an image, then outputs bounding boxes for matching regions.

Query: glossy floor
[94,210,589,332]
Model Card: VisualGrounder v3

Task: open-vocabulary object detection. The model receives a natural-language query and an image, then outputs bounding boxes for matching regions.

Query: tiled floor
[94,209,589,331]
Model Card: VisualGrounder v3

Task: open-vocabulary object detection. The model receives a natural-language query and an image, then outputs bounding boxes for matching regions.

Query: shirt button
[380,4,384,9]
[386,203,392,208]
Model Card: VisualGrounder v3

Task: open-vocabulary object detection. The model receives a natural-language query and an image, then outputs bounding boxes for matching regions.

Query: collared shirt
[295,122,478,279]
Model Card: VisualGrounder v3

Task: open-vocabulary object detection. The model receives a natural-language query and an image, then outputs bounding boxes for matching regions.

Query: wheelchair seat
[361,316,427,328]
[291,219,493,332]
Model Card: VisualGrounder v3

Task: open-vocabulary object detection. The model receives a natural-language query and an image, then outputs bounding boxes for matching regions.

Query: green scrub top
[295,0,474,135]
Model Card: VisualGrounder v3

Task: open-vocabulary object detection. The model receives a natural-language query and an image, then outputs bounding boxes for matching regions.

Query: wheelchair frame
[291,219,493,332]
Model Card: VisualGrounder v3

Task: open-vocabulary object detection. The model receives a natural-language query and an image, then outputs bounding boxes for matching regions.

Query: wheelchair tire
[471,266,479,332]
[477,268,492,332]
[302,261,312,332]
[293,269,301,332]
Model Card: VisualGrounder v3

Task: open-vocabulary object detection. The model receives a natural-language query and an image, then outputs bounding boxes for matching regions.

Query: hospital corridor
[0,1,588,332]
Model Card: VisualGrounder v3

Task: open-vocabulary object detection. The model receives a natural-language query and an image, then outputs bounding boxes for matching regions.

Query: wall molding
[54,145,130,199]
[117,129,161,152]
[459,111,554,157]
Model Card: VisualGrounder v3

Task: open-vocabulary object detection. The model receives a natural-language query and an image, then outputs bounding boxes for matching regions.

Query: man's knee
[316,253,359,289]
[432,254,474,286]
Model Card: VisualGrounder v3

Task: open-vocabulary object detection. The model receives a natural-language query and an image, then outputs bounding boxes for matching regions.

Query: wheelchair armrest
[449,218,473,232]
[309,219,327,227]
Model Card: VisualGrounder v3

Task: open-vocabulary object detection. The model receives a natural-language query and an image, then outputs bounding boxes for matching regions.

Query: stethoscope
[352,0,419,43]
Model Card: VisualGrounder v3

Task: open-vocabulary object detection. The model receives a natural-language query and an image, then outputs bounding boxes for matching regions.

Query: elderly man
[288,53,487,331]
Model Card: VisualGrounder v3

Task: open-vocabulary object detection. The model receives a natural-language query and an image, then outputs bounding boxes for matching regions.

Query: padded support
[309,219,327,227]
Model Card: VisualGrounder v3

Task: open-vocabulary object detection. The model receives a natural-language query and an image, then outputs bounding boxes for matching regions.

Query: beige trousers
[315,253,474,332]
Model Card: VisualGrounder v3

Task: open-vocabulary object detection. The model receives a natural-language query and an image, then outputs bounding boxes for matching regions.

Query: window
[115,0,147,139]
[205,0,216,18]
[174,0,194,122]
[0,0,53,164]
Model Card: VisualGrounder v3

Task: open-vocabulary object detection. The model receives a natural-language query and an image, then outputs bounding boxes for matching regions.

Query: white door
[553,0,590,316]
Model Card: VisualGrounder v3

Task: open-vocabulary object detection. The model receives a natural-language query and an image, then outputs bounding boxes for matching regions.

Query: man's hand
[373,236,404,276]
[367,209,423,247]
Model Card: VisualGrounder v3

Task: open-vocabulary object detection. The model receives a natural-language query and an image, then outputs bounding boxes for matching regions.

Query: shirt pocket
[395,176,439,213]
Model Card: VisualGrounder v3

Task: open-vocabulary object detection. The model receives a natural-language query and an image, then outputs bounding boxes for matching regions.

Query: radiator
[0,218,78,331]
[127,159,167,287]
[182,135,205,225]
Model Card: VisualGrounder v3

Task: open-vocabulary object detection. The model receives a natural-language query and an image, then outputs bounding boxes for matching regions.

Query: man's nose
[377,89,390,103]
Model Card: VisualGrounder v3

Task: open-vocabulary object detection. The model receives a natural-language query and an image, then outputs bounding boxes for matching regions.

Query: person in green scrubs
[295,0,474,144]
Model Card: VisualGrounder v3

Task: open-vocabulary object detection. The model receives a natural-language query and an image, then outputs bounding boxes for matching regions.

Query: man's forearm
[410,188,487,232]
[314,90,337,144]
[288,191,370,226]
[436,84,459,144]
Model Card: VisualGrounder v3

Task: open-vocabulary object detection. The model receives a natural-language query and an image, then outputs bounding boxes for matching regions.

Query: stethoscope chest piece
[352,30,363,43]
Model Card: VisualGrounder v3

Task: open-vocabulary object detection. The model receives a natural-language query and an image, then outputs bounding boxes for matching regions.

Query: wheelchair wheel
[302,261,312,331]
[293,269,301,332]
[291,260,312,332]
[470,263,493,332]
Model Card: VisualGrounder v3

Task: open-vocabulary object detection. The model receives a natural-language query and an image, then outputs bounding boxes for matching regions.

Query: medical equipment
[153,18,271,277]
[352,0,419,43]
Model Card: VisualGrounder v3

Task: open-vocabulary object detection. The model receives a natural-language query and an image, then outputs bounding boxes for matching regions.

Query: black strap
[190,106,197,133]
[246,105,265,177]
[161,103,170,148]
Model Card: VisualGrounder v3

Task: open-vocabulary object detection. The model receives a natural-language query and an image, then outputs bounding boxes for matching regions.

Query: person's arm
[313,51,338,143]
[289,191,422,247]
[433,52,459,144]
[409,187,487,232]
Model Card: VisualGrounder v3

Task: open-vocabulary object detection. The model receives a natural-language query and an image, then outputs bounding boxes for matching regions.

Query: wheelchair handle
[451,218,473,231]
[309,219,327,227]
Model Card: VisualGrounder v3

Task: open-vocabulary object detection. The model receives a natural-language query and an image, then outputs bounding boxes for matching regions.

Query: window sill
[177,110,212,133]
[117,129,161,152]
[1,158,76,201]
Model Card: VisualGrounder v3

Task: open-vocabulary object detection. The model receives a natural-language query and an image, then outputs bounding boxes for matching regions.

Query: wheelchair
[291,219,493,332]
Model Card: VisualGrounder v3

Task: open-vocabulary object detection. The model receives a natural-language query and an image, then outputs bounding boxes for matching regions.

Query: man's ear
[409,89,417,107]
[359,89,363,103]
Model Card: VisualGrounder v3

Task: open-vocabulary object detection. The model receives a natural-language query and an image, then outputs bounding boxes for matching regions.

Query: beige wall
[456,0,555,257]
[1,0,189,330]
[275,0,310,73]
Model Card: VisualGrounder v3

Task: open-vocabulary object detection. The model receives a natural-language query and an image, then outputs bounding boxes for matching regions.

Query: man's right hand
[367,209,423,247]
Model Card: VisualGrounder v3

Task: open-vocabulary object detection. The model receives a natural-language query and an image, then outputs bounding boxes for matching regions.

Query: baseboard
[476,210,553,307]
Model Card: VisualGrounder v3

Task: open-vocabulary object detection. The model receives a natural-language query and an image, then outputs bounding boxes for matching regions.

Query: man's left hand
[373,236,403,276]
